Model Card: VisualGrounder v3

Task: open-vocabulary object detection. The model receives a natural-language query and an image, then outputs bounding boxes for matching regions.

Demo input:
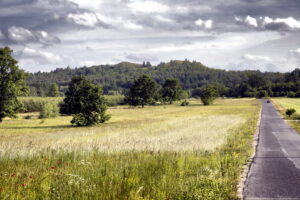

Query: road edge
[237,101,262,199]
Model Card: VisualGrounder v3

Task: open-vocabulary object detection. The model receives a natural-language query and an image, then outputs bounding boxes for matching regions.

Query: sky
[1,0,300,72]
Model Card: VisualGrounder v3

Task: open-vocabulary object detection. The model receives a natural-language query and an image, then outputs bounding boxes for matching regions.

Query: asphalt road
[244,100,300,200]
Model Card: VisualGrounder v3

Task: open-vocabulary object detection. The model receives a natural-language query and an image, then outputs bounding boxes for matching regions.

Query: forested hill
[27,60,300,97]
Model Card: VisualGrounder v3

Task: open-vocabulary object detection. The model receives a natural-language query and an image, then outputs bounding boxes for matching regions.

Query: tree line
[27,60,300,98]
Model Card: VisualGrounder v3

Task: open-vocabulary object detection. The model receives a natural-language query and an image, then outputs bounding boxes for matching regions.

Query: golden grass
[2,99,247,157]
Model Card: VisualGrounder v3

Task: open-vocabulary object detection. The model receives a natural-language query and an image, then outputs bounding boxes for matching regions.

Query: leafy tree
[161,78,182,104]
[48,83,60,97]
[39,102,59,119]
[60,76,110,126]
[200,86,218,106]
[286,108,296,118]
[126,75,157,107]
[0,47,28,122]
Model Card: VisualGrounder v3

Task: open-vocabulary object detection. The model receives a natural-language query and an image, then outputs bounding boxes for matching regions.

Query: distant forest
[27,60,300,98]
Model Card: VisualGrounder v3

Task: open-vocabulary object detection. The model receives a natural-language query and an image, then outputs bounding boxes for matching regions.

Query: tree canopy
[200,86,219,106]
[0,47,28,122]
[126,74,157,107]
[26,60,300,98]
[161,78,182,104]
[48,83,60,97]
[60,76,110,126]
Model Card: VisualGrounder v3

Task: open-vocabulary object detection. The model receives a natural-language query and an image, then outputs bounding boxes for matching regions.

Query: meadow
[272,98,300,132]
[0,98,260,199]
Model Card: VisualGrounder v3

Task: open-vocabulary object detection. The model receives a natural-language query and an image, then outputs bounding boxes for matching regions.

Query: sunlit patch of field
[1,99,244,157]
[272,98,300,132]
[0,98,260,199]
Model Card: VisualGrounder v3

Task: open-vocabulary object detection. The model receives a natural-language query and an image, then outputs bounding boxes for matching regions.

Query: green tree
[161,78,182,104]
[0,47,28,122]
[126,75,157,107]
[60,76,110,126]
[39,102,59,119]
[286,108,296,118]
[48,83,60,97]
[200,86,218,106]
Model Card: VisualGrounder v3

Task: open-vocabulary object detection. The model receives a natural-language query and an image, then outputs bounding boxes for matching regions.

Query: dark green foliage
[287,91,296,98]
[0,47,28,122]
[200,86,219,105]
[48,83,60,97]
[27,60,300,98]
[39,102,59,119]
[61,76,110,126]
[257,90,269,98]
[180,100,190,106]
[286,108,296,118]
[161,78,182,104]
[126,75,157,107]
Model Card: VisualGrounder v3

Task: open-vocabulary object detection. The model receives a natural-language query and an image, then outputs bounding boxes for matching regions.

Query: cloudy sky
[1,0,300,72]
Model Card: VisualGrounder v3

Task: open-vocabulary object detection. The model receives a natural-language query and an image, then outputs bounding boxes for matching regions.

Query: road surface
[244,100,300,200]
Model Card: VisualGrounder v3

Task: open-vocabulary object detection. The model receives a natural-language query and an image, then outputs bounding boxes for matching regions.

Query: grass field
[0,99,260,199]
[272,98,300,132]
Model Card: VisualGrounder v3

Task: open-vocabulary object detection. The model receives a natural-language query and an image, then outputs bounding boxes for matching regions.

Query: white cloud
[242,54,271,62]
[123,21,143,30]
[67,12,100,27]
[6,26,60,44]
[195,19,213,29]
[7,26,34,42]
[289,48,300,58]
[245,16,258,27]
[262,16,300,30]
[128,1,170,14]
[22,47,63,64]
[155,15,174,23]
[236,16,300,31]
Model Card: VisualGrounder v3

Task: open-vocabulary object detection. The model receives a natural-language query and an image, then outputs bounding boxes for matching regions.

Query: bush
[20,97,63,113]
[286,108,296,118]
[180,100,190,106]
[287,91,296,98]
[105,95,125,106]
[200,86,218,106]
[23,115,32,120]
[39,102,59,119]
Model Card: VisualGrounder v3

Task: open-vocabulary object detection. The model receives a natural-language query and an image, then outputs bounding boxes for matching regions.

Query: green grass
[0,99,260,199]
[272,98,300,132]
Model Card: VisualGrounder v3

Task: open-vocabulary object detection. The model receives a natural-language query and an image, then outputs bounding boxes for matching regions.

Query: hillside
[27,60,299,97]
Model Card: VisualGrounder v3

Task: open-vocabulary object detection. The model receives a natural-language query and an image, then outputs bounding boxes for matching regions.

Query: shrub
[287,91,296,98]
[20,97,63,113]
[180,100,190,106]
[200,86,218,106]
[39,102,59,119]
[23,115,32,120]
[105,95,125,106]
[286,108,296,118]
